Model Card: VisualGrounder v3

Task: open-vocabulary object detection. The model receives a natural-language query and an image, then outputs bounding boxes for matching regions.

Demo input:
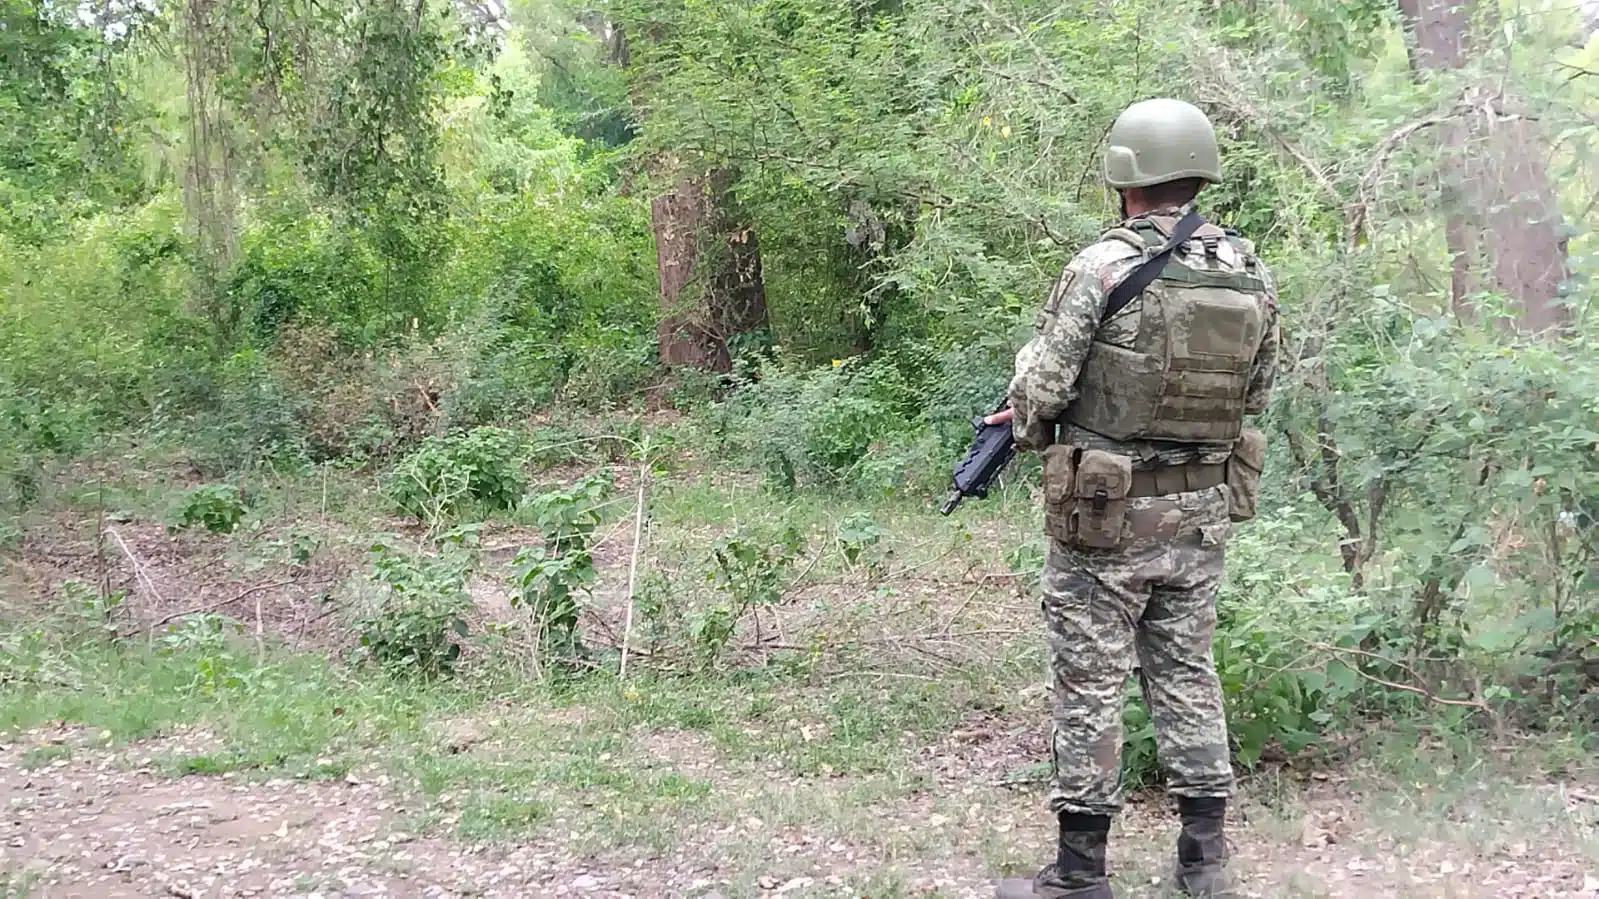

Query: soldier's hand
[983,407,1015,426]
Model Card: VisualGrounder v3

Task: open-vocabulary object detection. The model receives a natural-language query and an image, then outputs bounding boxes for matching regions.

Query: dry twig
[107,527,164,606]
[619,467,649,681]
[127,581,295,637]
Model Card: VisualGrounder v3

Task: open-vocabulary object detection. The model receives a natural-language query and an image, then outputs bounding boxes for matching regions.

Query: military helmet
[1102,98,1222,189]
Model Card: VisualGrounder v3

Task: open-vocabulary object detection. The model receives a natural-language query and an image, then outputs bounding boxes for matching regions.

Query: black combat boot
[1173,797,1238,898]
[994,812,1114,899]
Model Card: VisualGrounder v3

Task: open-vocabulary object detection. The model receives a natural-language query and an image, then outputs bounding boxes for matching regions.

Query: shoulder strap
[1101,227,1148,251]
[1102,210,1205,321]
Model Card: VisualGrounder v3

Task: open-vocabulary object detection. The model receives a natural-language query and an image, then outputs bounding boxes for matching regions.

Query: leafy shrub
[230,209,389,345]
[175,350,311,476]
[356,537,474,678]
[437,326,564,429]
[384,427,527,523]
[508,544,595,659]
[169,484,249,534]
[523,473,611,552]
[160,613,248,696]
[692,523,805,665]
[505,474,613,661]
[557,325,657,410]
[711,355,923,489]
[835,511,886,568]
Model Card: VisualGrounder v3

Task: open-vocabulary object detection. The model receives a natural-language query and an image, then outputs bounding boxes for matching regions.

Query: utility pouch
[1042,445,1077,542]
[1226,427,1267,523]
[1070,450,1133,549]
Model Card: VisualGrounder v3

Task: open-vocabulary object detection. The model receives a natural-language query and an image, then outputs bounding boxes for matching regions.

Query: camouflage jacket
[1005,207,1281,466]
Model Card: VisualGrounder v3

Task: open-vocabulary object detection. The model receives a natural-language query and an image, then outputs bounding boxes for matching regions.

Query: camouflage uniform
[1007,208,1281,819]
[993,97,1279,899]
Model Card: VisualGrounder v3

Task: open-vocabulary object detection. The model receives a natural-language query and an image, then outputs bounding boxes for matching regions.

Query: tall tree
[1397,0,1571,334]
[601,3,772,372]
[650,165,770,370]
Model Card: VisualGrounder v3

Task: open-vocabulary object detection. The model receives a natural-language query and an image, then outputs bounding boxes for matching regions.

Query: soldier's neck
[1120,202,1186,222]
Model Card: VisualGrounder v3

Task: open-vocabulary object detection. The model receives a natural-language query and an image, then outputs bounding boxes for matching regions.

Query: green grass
[18,742,71,768]
[0,620,1008,849]
[0,632,448,760]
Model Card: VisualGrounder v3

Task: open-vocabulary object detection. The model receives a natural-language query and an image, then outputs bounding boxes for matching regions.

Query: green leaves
[384,427,529,524]
[169,483,249,535]
[358,539,475,679]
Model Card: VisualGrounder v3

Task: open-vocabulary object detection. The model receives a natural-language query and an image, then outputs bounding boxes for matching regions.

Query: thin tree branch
[126,581,295,637]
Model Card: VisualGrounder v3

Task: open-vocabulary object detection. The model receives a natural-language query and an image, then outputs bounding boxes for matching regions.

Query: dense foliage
[3,0,1595,773]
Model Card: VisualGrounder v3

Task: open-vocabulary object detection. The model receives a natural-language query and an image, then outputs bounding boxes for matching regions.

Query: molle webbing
[1060,217,1267,444]
[1129,461,1226,498]
[1152,266,1266,293]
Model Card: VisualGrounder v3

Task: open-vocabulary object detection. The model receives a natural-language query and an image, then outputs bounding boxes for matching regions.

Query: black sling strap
[1102,209,1206,321]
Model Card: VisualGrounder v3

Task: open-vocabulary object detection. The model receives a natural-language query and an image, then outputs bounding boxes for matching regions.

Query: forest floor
[2,454,1596,899]
[4,710,1596,899]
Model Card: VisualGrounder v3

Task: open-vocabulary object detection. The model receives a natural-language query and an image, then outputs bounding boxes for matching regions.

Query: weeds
[168,483,248,534]
[384,427,527,524]
[355,534,475,679]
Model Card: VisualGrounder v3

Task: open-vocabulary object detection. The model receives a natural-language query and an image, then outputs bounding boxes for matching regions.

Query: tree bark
[650,167,770,371]
[1396,0,1571,335]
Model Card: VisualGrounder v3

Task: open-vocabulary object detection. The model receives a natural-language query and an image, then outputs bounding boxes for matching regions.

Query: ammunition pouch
[1066,450,1133,549]
[1042,445,1077,542]
[1225,427,1267,523]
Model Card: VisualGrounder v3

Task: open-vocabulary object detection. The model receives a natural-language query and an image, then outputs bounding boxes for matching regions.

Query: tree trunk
[1396,0,1571,335]
[651,167,770,371]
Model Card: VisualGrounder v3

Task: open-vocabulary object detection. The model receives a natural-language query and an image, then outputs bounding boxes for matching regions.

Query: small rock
[108,853,148,873]
[572,874,600,891]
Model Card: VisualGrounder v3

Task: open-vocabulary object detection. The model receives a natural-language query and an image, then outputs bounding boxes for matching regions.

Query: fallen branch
[1308,642,1490,712]
[107,527,164,606]
[828,670,939,683]
[126,581,295,637]
[941,576,992,634]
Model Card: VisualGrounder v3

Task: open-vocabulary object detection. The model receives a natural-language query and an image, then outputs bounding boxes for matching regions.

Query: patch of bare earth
[16,516,352,650]
[7,711,1596,898]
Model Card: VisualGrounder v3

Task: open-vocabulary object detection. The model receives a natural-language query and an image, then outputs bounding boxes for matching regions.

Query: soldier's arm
[1244,264,1281,415]
[1005,247,1136,450]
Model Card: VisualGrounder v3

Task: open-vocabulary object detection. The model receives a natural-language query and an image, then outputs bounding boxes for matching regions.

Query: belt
[1128,461,1226,498]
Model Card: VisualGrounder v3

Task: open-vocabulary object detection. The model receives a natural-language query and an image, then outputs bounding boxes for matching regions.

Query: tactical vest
[1060,217,1269,444]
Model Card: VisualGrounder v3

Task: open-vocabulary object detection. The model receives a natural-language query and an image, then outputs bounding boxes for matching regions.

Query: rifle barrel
[939,490,963,516]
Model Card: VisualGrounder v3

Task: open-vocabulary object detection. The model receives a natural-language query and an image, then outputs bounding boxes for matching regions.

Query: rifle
[938,402,1016,515]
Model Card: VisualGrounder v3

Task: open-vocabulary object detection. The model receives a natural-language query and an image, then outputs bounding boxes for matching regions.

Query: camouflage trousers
[1040,483,1235,817]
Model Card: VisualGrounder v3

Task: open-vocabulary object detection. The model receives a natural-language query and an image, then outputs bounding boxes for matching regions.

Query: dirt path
[5,719,1596,899]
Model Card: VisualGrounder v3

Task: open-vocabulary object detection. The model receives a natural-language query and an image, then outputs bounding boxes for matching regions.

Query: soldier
[993,98,1281,899]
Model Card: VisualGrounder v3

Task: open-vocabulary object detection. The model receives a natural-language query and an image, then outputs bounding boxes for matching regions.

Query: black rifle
[939,401,1016,515]
[937,210,1205,516]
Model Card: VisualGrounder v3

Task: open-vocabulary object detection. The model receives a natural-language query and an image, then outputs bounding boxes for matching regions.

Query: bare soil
[5,717,1595,899]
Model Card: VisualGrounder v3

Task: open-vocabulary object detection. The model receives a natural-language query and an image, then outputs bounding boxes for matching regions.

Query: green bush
[357,537,474,678]
[557,325,658,410]
[176,351,312,476]
[384,426,528,523]
[229,209,387,346]
[169,484,249,535]
[711,355,922,488]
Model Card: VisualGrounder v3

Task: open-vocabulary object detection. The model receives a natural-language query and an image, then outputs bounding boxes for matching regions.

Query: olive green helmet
[1102,98,1223,189]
